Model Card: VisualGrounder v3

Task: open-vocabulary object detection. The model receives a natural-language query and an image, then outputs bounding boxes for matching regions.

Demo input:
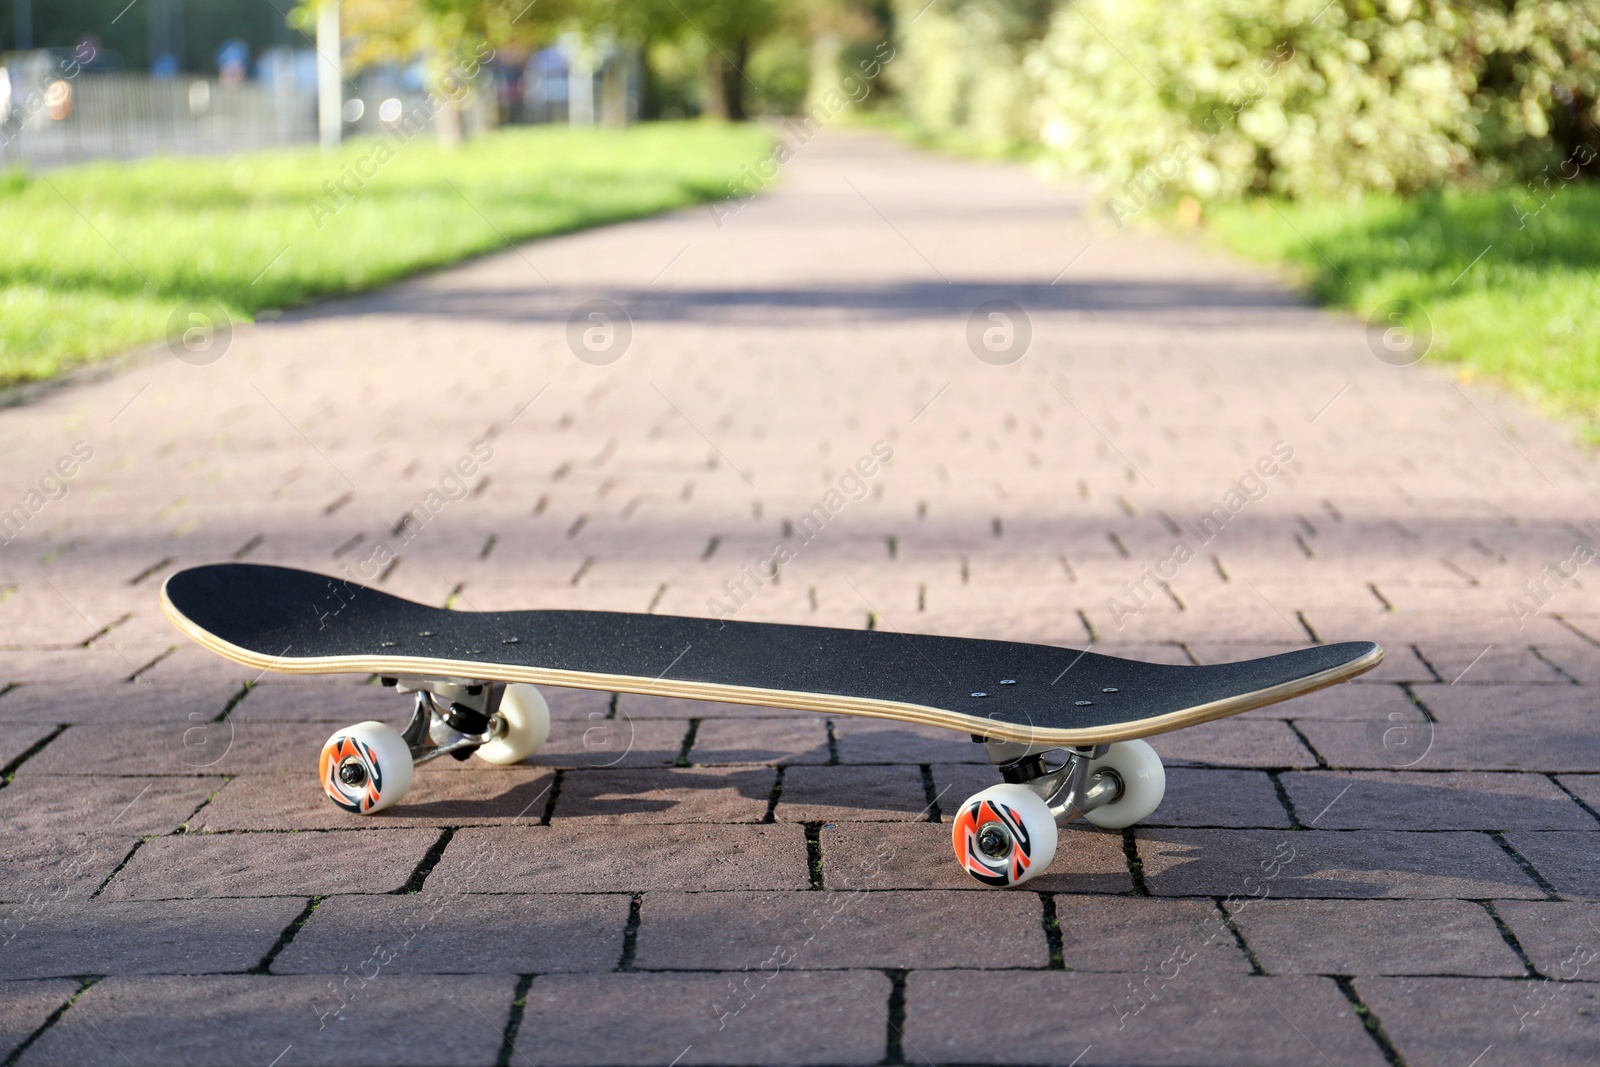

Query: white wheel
[951,782,1058,887]
[474,684,550,765]
[319,721,413,814]
[1081,739,1166,829]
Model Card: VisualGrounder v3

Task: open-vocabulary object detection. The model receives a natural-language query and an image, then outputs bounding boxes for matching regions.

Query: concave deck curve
[161,564,1382,746]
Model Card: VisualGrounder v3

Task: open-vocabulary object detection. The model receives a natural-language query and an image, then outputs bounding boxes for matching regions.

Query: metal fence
[0,64,319,169]
[0,45,640,171]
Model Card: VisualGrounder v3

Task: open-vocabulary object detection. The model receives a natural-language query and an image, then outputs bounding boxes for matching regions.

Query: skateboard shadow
[1274,773,1593,833]
[1138,774,1570,900]
[396,727,971,821]
[549,765,782,821]
[377,773,560,822]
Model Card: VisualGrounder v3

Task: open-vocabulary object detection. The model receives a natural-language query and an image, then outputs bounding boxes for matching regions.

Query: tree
[301,0,822,130]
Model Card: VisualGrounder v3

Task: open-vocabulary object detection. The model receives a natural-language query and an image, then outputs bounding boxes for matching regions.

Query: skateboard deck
[161,563,1382,747]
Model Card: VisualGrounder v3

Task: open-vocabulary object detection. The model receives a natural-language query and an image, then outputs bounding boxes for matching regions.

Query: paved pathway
[3,131,1599,1066]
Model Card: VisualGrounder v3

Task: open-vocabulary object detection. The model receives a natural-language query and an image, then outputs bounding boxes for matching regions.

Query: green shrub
[749,32,812,115]
[1026,0,1600,208]
[888,0,1050,152]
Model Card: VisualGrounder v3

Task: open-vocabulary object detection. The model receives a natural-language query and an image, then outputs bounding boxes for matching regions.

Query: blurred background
[2,0,1598,433]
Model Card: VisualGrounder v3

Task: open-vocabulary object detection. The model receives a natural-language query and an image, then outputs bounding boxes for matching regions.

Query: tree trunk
[638,40,658,121]
[599,52,628,127]
[807,32,842,116]
[723,38,750,121]
[700,49,729,120]
[435,95,464,148]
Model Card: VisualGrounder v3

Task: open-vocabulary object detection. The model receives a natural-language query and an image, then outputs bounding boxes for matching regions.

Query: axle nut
[976,823,1013,858]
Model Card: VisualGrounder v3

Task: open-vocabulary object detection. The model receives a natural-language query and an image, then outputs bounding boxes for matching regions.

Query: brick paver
[2,130,1598,1062]
[1493,901,1600,977]
[15,974,515,1065]
[1053,896,1254,974]
[773,764,932,822]
[272,893,630,974]
[634,889,1048,970]
[1138,829,1546,899]
[1356,977,1600,1067]
[97,830,441,899]
[0,899,306,979]
[1226,899,1526,976]
[512,971,891,1065]
[907,971,1387,1065]
[191,767,556,831]
[0,981,77,1061]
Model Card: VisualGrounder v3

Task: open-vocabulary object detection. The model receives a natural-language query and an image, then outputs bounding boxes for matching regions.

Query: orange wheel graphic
[318,721,413,814]
[951,783,1057,887]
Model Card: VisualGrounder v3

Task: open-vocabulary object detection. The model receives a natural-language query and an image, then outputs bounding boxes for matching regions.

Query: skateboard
[161,563,1383,887]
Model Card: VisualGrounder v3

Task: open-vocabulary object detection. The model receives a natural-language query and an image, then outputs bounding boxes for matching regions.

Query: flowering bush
[895,0,1600,203]
[1024,0,1600,204]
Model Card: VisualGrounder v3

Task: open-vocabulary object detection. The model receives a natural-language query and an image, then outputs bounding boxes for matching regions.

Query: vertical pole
[567,39,593,127]
[15,0,32,51]
[173,0,186,70]
[316,0,341,153]
[147,0,165,70]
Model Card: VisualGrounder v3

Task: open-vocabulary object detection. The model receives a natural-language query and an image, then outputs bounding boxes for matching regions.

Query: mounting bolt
[338,760,367,787]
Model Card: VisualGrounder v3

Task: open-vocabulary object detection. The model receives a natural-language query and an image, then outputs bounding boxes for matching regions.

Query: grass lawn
[1205,187,1600,440]
[0,122,771,387]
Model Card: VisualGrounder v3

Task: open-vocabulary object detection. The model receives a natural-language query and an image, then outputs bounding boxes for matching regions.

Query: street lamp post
[316,0,341,152]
